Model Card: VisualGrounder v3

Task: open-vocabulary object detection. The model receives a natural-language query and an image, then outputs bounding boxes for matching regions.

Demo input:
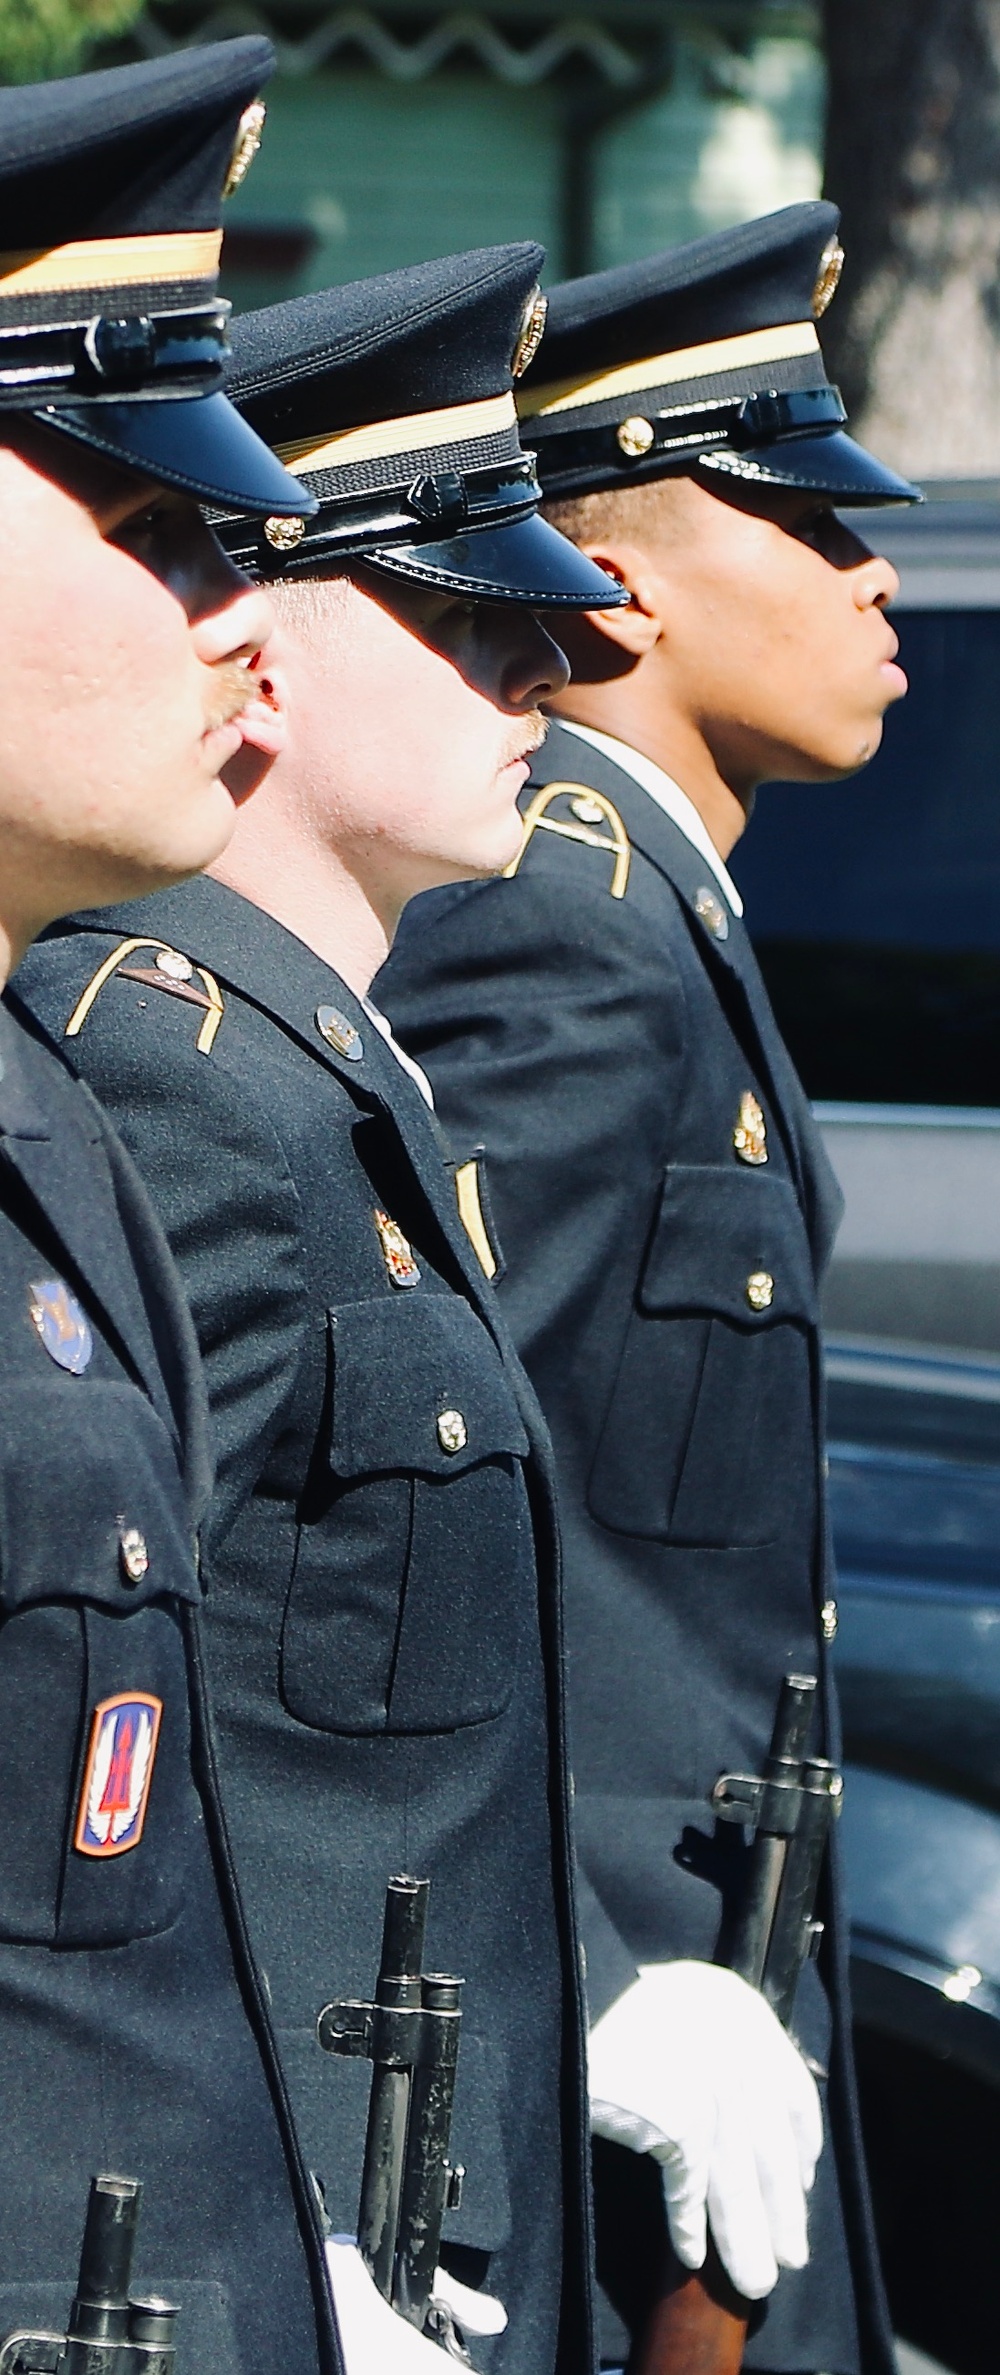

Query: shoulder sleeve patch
[454,1156,500,1281]
[63,936,225,1056]
[502,780,631,900]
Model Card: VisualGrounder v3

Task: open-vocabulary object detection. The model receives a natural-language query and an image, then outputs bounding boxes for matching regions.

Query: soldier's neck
[210,805,392,1000]
[548,684,751,863]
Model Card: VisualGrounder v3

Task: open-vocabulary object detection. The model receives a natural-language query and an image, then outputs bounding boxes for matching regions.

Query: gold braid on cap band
[274,390,517,476]
[0,230,223,296]
[517,319,821,421]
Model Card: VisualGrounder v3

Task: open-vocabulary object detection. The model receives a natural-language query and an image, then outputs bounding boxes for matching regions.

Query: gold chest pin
[373,1207,421,1288]
[733,1090,768,1166]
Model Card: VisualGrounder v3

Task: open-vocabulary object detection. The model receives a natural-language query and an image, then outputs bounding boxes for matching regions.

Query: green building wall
[219,29,823,315]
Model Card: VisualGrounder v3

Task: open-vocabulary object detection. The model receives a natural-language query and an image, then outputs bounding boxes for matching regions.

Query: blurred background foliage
[0,0,143,83]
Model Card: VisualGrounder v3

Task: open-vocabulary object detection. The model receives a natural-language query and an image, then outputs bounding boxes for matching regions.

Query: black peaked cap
[0,40,312,517]
[518,201,920,507]
[218,247,625,606]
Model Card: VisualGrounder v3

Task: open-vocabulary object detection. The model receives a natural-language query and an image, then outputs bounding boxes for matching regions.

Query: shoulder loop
[63,936,225,1056]
[502,780,631,899]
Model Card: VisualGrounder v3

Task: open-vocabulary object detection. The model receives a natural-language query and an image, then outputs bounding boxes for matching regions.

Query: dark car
[730,485,1000,2375]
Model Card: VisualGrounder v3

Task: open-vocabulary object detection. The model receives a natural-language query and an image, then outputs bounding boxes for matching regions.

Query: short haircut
[543,471,696,554]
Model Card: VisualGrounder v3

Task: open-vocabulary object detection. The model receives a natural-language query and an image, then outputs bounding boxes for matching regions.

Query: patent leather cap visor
[364,510,627,606]
[33,388,315,516]
[700,426,921,506]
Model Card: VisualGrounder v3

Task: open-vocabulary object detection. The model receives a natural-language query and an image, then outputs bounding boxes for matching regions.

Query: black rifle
[634,1672,843,2375]
[317,1876,466,2354]
[0,2176,178,2375]
[712,1670,843,2019]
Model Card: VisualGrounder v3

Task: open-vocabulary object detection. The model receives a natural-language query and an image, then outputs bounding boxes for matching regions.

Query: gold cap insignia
[374,1207,421,1289]
[617,415,655,459]
[223,100,267,200]
[812,236,845,319]
[264,514,306,552]
[733,1090,768,1166]
[512,288,548,381]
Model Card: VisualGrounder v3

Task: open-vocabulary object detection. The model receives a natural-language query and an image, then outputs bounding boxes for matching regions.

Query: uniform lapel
[68,880,518,1352]
[0,997,181,1428]
[535,725,844,1269]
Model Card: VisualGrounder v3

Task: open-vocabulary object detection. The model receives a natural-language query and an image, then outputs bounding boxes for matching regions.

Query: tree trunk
[822,0,1000,477]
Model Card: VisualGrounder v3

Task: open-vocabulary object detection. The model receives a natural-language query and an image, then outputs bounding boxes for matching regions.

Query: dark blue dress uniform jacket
[0,993,339,2375]
[378,723,896,2375]
[17,876,594,2375]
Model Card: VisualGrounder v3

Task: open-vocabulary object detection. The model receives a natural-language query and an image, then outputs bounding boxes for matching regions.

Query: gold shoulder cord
[63,937,225,1056]
[502,781,631,899]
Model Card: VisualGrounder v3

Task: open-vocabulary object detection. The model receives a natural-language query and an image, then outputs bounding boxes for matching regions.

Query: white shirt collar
[359,991,435,1109]
[556,719,744,918]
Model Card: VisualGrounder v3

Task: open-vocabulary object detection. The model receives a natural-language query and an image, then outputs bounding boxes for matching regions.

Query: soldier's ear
[574,543,662,658]
[219,643,290,804]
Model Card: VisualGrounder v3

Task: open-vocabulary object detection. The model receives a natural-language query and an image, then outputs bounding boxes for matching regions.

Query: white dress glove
[588,1960,822,2301]
[326,2238,507,2370]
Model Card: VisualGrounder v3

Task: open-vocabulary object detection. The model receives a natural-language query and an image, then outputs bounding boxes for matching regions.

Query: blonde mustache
[203,660,258,731]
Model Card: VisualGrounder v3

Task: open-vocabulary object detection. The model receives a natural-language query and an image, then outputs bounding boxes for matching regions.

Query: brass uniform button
[745,1270,774,1311]
[820,1598,839,1642]
[119,1526,149,1584]
[569,794,607,825]
[154,949,194,983]
[437,1409,468,1454]
[617,415,655,458]
[315,1004,363,1060]
[694,886,729,941]
[264,515,306,552]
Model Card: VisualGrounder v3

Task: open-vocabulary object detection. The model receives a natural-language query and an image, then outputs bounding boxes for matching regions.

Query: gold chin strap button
[617,415,655,459]
[437,1409,468,1455]
[820,1598,839,1642]
[746,1270,774,1312]
[264,515,306,552]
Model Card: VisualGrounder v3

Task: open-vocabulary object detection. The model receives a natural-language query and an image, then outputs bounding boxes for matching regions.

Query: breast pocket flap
[328,1294,530,1478]
[640,1165,818,1326]
[0,1382,199,1615]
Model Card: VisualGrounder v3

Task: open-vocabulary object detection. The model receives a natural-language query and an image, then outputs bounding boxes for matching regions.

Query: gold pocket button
[745,1270,774,1311]
[437,1409,468,1454]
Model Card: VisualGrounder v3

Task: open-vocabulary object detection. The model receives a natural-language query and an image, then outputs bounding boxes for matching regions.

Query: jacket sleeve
[379,859,690,2014]
[14,937,308,1553]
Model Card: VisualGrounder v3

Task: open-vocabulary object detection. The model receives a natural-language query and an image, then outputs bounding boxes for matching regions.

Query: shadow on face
[354,562,570,714]
[541,465,906,793]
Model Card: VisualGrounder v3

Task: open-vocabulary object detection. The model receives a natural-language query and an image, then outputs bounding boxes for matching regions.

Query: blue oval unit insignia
[28,1277,93,1374]
[74,1692,163,1858]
